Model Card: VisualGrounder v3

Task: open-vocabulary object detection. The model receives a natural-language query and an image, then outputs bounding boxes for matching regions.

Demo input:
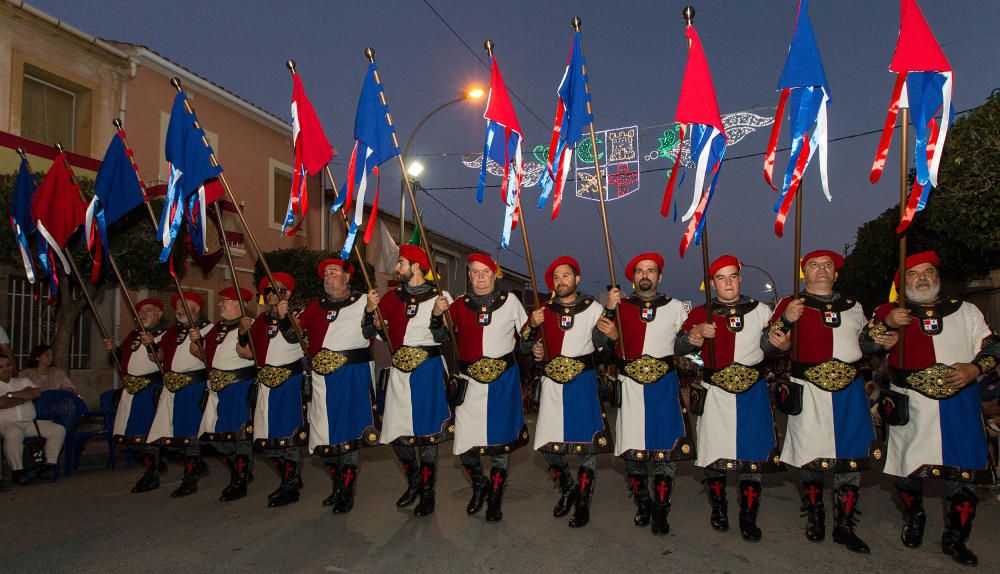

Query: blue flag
[10,157,37,282]
[159,92,223,262]
[332,63,400,259]
[537,31,592,220]
[86,134,147,281]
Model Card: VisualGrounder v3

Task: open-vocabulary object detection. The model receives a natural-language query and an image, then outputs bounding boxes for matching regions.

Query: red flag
[292,74,334,173]
[32,153,86,274]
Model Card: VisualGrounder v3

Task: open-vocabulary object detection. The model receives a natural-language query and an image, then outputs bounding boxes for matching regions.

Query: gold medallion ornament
[867,320,888,339]
[544,355,586,383]
[624,355,671,384]
[466,357,509,383]
[598,437,608,447]
[905,363,959,399]
[258,366,293,389]
[767,319,785,333]
[873,449,882,460]
[681,444,691,454]
[709,363,759,393]
[976,355,997,375]
[208,369,238,391]
[392,346,430,372]
[312,349,349,375]
[804,360,858,391]
[122,375,152,395]
[163,372,194,392]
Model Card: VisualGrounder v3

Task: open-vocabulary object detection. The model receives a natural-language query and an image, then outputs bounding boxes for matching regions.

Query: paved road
[3,417,997,573]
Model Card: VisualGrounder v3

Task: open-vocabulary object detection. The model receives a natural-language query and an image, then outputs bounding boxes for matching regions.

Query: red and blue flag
[31,153,86,301]
[86,133,147,282]
[159,92,223,262]
[478,55,523,248]
[10,157,37,283]
[871,0,953,234]
[284,73,334,237]
[331,62,399,258]
[764,0,831,237]
[661,23,728,258]
[537,31,592,220]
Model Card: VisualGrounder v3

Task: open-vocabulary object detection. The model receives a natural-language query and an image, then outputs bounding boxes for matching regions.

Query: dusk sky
[28,0,1000,301]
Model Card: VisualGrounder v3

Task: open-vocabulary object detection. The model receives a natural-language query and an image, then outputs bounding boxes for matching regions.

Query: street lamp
[741,263,779,307]
[399,86,484,243]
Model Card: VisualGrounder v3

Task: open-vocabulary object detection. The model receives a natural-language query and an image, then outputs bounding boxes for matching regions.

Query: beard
[555,283,576,298]
[636,279,654,293]
[396,269,414,284]
[908,281,940,304]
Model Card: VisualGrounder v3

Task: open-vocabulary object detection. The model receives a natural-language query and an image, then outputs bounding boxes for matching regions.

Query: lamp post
[399,87,484,244]
[741,263,779,307]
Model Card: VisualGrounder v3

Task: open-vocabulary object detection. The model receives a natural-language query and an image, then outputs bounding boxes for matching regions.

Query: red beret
[625,252,664,282]
[170,291,204,309]
[135,297,164,311]
[467,253,499,274]
[399,245,430,270]
[258,272,296,294]
[317,258,355,278]
[219,287,253,302]
[708,254,741,279]
[545,256,580,291]
[895,250,940,286]
[800,249,844,272]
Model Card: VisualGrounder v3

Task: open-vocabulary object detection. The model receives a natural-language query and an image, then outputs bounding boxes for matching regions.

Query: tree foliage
[839,91,1000,311]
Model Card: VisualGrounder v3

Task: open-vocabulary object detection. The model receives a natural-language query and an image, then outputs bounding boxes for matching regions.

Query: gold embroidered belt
[208,366,258,392]
[703,363,762,394]
[312,348,372,376]
[257,362,304,389]
[391,346,442,373]
[163,369,207,392]
[892,364,959,400]
[459,353,515,384]
[792,359,860,392]
[621,355,673,384]
[122,374,157,395]
[543,355,595,384]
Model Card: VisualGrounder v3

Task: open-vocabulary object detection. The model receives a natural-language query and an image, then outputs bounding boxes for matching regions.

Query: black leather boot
[268,460,301,507]
[801,481,825,542]
[333,465,359,514]
[738,480,763,542]
[323,463,341,506]
[170,456,202,497]
[942,490,979,566]
[897,488,925,548]
[706,476,729,532]
[465,464,489,515]
[832,484,870,554]
[485,467,507,523]
[550,464,578,518]
[395,460,421,508]
[568,467,595,528]
[266,457,285,502]
[628,474,652,527]
[650,475,672,535]
[131,453,160,493]
[414,462,437,517]
[219,455,251,502]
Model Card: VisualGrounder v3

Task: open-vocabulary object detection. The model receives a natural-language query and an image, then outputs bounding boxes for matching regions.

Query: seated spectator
[18,345,75,392]
[0,326,12,366]
[0,355,65,484]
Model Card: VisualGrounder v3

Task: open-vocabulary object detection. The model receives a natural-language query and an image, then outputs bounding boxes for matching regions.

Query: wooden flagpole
[896,108,909,368]
[362,47,459,345]
[285,60,395,354]
[571,16,628,356]
[483,40,549,361]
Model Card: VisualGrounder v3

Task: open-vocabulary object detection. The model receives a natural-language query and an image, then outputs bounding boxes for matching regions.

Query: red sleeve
[873,302,895,322]
[770,297,791,324]
[682,305,708,332]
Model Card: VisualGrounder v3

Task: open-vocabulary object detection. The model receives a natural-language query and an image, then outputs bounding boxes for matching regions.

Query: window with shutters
[19,65,92,154]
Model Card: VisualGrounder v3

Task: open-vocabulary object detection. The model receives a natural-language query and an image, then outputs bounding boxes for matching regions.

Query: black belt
[213,366,259,381]
[171,369,208,383]
[315,347,372,365]
[458,352,515,373]
[413,346,443,359]
[263,360,305,375]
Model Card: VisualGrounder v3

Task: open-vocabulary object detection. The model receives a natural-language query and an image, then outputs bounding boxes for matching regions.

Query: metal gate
[6,276,90,370]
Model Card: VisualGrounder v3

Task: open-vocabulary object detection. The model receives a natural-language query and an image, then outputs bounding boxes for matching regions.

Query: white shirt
[0,326,9,345]
[0,377,38,422]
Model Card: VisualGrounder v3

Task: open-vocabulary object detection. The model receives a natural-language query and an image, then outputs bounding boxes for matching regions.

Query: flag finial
[15,146,25,158]
[484,40,494,55]
[364,47,376,63]
[682,5,696,25]
[571,16,581,31]
[112,118,122,129]
[286,59,297,73]
[170,77,182,90]
[54,142,65,153]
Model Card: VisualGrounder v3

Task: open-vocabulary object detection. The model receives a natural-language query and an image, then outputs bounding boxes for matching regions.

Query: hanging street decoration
[462,110,771,203]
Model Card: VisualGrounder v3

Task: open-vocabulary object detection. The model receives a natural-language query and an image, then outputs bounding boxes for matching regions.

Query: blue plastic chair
[34,390,105,476]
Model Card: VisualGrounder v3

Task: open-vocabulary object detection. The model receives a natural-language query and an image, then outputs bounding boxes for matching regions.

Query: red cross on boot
[414,463,437,517]
[333,464,359,515]
[832,484,869,554]
[651,475,672,536]
[800,481,825,543]
[569,467,596,529]
[485,468,507,523]
[896,488,925,549]
[943,490,979,566]
[739,480,763,542]
[706,476,729,532]
[627,473,652,528]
